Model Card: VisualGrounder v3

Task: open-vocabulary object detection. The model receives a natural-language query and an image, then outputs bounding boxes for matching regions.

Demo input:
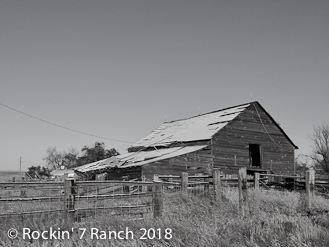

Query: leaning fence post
[254,172,260,190]
[153,181,163,218]
[305,169,315,210]
[213,169,222,203]
[238,167,249,217]
[64,178,76,222]
[181,172,188,193]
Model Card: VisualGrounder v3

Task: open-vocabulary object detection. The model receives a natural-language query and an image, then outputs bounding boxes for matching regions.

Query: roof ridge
[164,101,256,124]
[132,102,253,148]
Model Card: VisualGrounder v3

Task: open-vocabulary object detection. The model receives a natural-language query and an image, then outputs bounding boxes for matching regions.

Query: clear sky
[1,0,328,171]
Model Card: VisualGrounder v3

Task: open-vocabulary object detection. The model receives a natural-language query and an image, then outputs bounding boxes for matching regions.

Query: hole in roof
[208,121,229,126]
[220,112,239,117]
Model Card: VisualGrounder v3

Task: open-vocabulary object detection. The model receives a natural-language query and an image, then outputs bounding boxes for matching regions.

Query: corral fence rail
[0,179,157,220]
[0,169,224,220]
[1,168,327,221]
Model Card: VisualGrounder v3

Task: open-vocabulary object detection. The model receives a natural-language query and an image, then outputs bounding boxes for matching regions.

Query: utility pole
[20,157,22,173]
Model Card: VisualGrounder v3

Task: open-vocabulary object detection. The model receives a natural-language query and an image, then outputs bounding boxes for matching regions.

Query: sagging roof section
[74,145,207,173]
[132,103,250,148]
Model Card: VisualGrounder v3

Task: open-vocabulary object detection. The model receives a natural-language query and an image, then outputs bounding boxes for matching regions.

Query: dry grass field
[0,171,24,182]
[1,187,329,247]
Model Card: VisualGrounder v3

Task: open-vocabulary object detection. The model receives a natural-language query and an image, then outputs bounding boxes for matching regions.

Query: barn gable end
[211,102,296,175]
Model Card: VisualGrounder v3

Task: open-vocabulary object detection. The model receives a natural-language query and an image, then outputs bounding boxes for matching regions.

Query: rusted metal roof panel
[74,145,207,173]
[133,104,250,147]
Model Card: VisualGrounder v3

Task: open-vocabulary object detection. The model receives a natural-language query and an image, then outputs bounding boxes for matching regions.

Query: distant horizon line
[0,170,26,173]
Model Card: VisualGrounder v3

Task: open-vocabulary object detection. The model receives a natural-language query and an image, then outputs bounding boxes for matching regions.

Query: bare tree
[295,154,312,176]
[43,147,65,170]
[310,122,329,173]
[43,147,80,170]
[43,143,119,170]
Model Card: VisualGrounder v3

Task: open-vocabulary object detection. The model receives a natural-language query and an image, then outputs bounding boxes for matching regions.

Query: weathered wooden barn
[74,101,298,180]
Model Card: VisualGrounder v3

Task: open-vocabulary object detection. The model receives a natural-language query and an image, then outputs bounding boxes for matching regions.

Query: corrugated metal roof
[122,145,208,168]
[132,104,250,147]
[74,145,207,173]
[50,169,75,177]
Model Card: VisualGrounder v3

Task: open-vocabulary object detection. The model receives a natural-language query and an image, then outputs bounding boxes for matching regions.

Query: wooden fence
[156,168,325,217]
[0,169,222,220]
[239,168,318,216]
[0,180,156,220]
[1,168,327,221]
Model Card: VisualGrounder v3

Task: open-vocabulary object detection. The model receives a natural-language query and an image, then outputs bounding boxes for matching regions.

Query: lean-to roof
[74,145,207,173]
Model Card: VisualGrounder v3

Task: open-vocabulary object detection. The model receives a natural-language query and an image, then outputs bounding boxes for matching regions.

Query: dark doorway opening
[249,144,262,167]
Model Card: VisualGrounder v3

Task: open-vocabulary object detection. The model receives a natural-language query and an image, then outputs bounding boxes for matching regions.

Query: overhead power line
[21,160,44,166]
[0,102,134,144]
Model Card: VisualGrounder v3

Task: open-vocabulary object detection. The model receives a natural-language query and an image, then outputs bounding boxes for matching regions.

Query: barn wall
[106,166,142,180]
[211,103,296,175]
[142,145,213,180]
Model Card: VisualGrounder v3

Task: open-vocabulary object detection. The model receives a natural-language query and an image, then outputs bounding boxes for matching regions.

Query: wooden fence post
[123,176,130,193]
[254,172,260,190]
[20,190,27,198]
[181,172,188,193]
[305,169,315,210]
[141,175,147,192]
[168,175,174,189]
[153,181,163,218]
[168,175,173,183]
[153,174,160,182]
[213,169,222,203]
[64,178,76,222]
[204,172,210,192]
[238,167,249,217]
[195,173,203,192]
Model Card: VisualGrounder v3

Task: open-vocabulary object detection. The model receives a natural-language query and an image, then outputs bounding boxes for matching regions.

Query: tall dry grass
[1,188,329,247]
